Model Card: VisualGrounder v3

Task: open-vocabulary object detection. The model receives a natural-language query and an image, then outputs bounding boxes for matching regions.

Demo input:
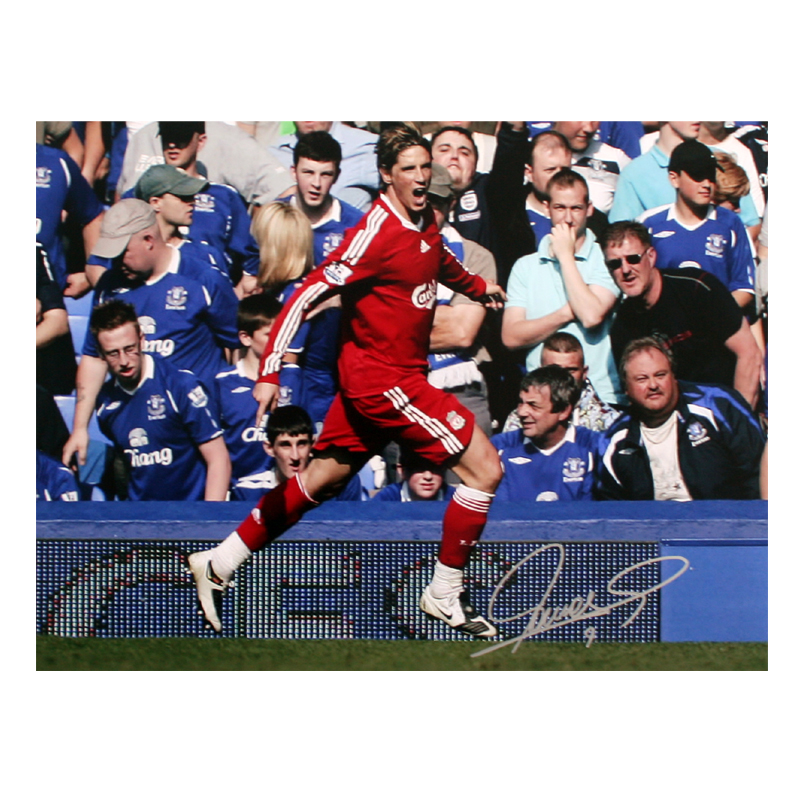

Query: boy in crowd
[371,448,456,502]
[232,405,363,502]
[215,294,284,499]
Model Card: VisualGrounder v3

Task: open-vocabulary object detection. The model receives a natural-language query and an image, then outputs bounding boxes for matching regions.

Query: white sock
[429,560,464,599]
[210,532,252,582]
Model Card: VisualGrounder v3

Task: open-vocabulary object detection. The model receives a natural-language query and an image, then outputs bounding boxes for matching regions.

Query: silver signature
[472,543,690,658]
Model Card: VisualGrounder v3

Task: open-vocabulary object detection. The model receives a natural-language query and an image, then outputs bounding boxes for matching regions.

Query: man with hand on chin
[503,168,623,406]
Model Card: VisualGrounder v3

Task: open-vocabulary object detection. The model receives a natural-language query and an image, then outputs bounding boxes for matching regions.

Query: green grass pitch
[37,637,767,671]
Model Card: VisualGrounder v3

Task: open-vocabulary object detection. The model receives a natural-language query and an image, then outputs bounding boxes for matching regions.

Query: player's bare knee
[460,449,503,494]
[303,449,359,501]
[482,451,504,493]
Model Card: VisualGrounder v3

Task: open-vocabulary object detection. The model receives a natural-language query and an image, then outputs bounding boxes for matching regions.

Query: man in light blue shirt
[610,122,701,222]
[610,122,760,227]
[503,169,622,404]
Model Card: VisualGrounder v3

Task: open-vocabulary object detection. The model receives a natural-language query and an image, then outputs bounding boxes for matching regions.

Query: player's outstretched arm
[253,382,280,427]
[481,281,507,309]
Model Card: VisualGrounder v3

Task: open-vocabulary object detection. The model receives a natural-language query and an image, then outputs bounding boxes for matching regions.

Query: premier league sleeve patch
[323,262,353,286]
[188,386,209,408]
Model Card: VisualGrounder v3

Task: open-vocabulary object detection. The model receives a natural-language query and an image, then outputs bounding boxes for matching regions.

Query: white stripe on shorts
[384,386,463,456]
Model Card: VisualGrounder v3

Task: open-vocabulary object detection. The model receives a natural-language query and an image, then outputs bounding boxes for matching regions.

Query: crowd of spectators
[35,120,768,504]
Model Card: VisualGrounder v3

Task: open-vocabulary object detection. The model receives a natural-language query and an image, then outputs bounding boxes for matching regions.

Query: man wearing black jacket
[598,337,764,501]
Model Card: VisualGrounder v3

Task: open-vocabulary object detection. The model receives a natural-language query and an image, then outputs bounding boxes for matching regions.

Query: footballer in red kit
[189,124,507,638]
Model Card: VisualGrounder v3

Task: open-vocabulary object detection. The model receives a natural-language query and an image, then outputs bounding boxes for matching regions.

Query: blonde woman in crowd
[249,202,314,297]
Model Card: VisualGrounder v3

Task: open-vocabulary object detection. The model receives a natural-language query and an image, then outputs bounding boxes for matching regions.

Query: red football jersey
[259,195,488,398]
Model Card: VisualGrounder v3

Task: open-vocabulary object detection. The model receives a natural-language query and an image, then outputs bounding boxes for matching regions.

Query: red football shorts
[313,373,475,467]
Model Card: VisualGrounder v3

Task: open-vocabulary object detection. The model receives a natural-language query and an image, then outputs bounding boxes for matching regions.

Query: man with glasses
[603,221,762,409]
[502,168,623,405]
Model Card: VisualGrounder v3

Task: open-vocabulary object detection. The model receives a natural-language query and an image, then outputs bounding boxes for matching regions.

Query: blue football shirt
[640,204,755,294]
[491,425,605,502]
[36,144,103,288]
[85,249,239,386]
[213,361,272,482]
[96,355,223,500]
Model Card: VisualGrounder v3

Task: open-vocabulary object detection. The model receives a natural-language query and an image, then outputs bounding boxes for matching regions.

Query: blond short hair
[250,202,314,291]
[713,151,750,209]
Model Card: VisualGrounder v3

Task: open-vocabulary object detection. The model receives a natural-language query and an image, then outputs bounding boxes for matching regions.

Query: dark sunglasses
[605,251,648,271]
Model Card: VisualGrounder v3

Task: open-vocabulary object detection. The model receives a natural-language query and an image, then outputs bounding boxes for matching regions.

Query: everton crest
[705,233,725,258]
[687,421,709,447]
[147,394,167,420]
[166,286,188,310]
[562,457,586,482]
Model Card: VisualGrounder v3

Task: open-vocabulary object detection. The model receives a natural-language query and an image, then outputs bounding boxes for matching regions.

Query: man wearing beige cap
[63,199,240,469]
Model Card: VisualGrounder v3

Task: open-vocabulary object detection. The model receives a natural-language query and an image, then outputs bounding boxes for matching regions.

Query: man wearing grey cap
[427,162,497,437]
[131,123,261,291]
[132,163,228,273]
[62,199,240,470]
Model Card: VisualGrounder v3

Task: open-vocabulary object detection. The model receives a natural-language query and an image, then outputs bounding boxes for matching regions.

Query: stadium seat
[68,315,89,361]
[54,393,112,496]
[64,293,93,317]
[54,392,111,445]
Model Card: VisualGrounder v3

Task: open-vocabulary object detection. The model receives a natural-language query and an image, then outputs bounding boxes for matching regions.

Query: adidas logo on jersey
[420,240,431,253]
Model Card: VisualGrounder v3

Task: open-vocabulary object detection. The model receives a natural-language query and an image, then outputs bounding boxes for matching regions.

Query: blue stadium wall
[36,501,767,643]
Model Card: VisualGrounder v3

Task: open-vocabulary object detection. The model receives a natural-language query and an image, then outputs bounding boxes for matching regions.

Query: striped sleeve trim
[340,204,388,265]
[262,281,330,377]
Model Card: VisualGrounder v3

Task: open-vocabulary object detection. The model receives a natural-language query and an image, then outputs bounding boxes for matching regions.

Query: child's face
[266,432,312,481]
[244,320,275,360]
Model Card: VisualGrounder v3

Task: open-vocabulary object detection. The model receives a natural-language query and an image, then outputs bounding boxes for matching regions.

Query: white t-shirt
[640,411,692,501]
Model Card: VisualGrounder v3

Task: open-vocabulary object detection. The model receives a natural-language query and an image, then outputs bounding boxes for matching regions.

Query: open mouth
[412,188,427,198]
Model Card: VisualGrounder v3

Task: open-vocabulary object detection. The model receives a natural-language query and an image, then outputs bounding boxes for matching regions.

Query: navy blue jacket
[598,382,765,500]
